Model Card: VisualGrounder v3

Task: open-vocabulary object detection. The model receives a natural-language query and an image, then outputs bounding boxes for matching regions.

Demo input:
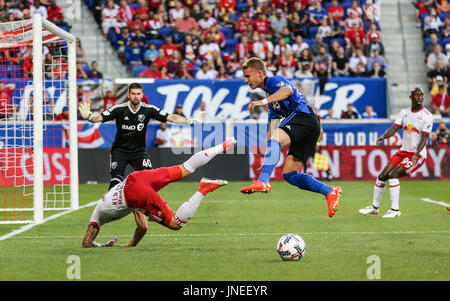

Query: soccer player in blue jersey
[240,57,342,217]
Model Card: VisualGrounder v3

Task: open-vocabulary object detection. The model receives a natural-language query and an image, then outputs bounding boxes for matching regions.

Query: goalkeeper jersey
[101,101,168,152]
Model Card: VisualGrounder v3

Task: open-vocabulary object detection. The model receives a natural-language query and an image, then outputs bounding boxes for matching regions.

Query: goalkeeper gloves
[188,111,206,125]
[79,103,93,121]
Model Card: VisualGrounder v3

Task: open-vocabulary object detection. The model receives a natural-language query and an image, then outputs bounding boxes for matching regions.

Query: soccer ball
[277,233,306,261]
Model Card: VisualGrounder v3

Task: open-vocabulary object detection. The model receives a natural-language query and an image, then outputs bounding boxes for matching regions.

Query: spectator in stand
[131,29,147,47]
[195,62,218,79]
[423,7,442,38]
[332,46,349,77]
[427,60,447,90]
[198,34,223,67]
[329,39,340,58]
[216,65,230,79]
[366,27,385,57]
[363,0,380,31]
[271,9,287,38]
[174,104,185,117]
[144,11,163,38]
[128,13,145,33]
[118,0,134,24]
[341,103,359,119]
[254,12,270,35]
[430,75,448,96]
[169,1,184,24]
[291,34,309,59]
[148,0,162,12]
[0,82,16,119]
[135,0,149,16]
[86,61,103,79]
[156,4,169,26]
[155,122,172,147]
[101,0,120,38]
[327,0,344,29]
[424,33,442,56]
[309,0,327,26]
[161,36,178,60]
[362,104,378,119]
[234,35,253,62]
[345,20,366,49]
[47,0,69,28]
[298,48,314,74]
[314,45,332,76]
[252,32,274,61]
[219,0,236,13]
[75,38,87,65]
[101,79,118,110]
[125,39,143,66]
[369,61,386,78]
[413,0,433,28]
[294,60,313,78]
[178,60,193,79]
[117,26,132,64]
[167,50,183,76]
[276,63,294,78]
[311,33,328,56]
[140,62,162,78]
[76,63,88,79]
[325,108,338,120]
[367,49,388,73]
[181,34,198,64]
[159,65,173,79]
[198,10,217,31]
[344,10,364,31]
[234,10,252,39]
[318,18,332,40]
[190,3,203,21]
[30,0,47,19]
[226,51,241,76]
[176,9,199,34]
[201,24,226,50]
[273,36,291,59]
[288,9,307,38]
[193,100,211,121]
[143,42,159,65]
[349,48,367,77]
[347,0,363,19]
[431,84,450,117]
[427,44,448,70]
[153,48,169,70]
[431,121,450,145]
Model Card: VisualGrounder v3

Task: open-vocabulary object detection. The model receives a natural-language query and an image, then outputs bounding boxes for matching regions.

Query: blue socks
[283,171,332,197]
[258,139,281,183]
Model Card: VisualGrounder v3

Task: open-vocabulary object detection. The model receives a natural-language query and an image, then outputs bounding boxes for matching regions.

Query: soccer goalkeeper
[82,137,236,248]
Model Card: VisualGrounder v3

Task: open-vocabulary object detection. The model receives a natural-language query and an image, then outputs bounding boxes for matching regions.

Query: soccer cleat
[240,181,272,194]
[324,186,342,217]
[382,209,402,218]
[359,205,379,216]
[198,178,228,195]
[222,137,237,152]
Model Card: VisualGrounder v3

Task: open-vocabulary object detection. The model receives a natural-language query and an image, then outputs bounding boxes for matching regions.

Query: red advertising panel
[0,148,70,186]
[249,145,450,181]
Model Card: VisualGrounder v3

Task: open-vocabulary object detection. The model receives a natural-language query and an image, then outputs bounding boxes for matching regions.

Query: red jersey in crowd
[253,18,269,34]
[103,96,117,110]
[0,88,14,117]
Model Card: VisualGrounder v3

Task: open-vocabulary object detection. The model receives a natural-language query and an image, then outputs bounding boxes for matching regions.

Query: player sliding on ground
[239,57,342,217]
[81,137,236,248]
[359,87,433,218]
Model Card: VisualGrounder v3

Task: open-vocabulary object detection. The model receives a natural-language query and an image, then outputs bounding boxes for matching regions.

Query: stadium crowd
[415,0,450,117]
[85,0,386,80]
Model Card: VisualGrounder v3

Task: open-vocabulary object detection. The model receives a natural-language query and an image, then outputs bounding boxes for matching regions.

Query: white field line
[0,201,97,241]
[421,198,450,207]
[6,230,450,240]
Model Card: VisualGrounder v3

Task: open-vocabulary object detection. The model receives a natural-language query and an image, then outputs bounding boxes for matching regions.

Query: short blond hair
[241,57,267,75]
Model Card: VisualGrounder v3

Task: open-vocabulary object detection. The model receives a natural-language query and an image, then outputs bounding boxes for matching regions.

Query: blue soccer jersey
[264,76,312,123]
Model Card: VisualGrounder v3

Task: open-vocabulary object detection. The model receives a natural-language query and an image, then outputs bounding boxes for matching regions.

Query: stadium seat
[108,28,118,48]
[424,37,441,45]
[132,65,147,77]
[439,12,450,20]
[129,2,139,10]
[303,38,312,46]
[148,39,164,49]
[309,26,319,39]
[330,38,346,48]
[442,36,450,48]
[224,39,238,54]
[159,27,173,39]
[236,2,247,12]
[221,27,234,40]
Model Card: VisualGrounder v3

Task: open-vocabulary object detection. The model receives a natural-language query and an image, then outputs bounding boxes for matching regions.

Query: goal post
[0,14,78,224]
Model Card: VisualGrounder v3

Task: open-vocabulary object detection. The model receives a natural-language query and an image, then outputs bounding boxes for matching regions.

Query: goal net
[0,15,78,224]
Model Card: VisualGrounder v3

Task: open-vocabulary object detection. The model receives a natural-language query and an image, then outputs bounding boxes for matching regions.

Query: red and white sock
[183,144,225,173]
[388,178,400,210]
[372,178,385,208]
[174,192,204,227]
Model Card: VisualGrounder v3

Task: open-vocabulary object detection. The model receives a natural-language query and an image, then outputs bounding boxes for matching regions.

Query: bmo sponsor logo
[122,123,144,131]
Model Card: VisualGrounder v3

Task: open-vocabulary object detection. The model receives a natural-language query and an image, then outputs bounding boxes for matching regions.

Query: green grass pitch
[0,180,449,281]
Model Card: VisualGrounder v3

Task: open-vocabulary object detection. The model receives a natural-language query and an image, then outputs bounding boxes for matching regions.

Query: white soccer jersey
[89,181,133,228]
[393,107,434,158]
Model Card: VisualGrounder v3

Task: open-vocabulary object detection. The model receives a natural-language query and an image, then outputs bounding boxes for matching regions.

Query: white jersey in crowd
[89,181,133,228]
[393,107,433,158]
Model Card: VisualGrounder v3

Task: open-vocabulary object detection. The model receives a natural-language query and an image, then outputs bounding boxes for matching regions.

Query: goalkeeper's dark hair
[128,82,143,93]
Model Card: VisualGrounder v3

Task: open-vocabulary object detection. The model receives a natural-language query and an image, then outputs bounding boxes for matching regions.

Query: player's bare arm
[82,224,117,248]
[248,86,293,113]
[377,124,400,145]
[413,133,429,165]
[119,210,148,247]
